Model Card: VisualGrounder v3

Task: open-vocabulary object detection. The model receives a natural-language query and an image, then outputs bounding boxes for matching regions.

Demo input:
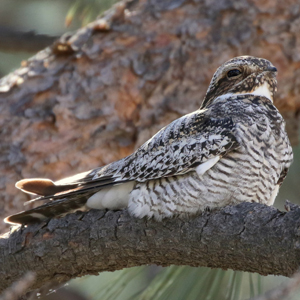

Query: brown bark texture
[0,1,299,228]
[1,202,300,293]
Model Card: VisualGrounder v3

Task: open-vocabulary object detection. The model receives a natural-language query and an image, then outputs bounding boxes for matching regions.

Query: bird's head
[201,56,277,108]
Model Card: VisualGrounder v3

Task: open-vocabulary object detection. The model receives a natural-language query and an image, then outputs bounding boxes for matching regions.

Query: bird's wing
[6,110,239,224]
[100,111,240,183]
[17,110,240,200]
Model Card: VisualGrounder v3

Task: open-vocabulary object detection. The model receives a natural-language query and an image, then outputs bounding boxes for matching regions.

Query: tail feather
[9,167,131,225]
[5,192,92,225]
[10,176,131,225]
[16,175,121,203]
[16,178,78,196]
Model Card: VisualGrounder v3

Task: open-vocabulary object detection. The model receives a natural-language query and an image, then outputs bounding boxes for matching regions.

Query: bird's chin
[228,72,276,102]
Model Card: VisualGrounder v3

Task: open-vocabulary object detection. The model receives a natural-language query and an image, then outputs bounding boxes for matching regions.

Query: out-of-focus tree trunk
[0,0,300,232]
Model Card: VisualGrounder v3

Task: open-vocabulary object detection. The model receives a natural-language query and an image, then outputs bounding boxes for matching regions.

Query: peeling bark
[0,0,300,232]
[1,202,300,293]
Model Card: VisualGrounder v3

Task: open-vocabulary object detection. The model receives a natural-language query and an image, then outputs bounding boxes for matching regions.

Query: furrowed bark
[1,0,300,233]
[1,202,300,293]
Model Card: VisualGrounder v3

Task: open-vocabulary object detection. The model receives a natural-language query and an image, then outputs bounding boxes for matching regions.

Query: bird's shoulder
[97,108,240,181]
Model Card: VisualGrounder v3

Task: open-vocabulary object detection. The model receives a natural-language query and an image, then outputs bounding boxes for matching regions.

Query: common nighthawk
[5,56,293,225]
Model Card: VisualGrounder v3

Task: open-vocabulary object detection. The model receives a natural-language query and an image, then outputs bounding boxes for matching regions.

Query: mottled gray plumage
[6,56,293,225]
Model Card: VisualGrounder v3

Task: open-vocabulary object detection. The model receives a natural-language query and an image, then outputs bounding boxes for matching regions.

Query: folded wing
[6,110,240,224]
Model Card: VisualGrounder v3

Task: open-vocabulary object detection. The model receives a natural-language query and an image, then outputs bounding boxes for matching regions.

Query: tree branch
[0,26,58,53]
[1,202,300,293]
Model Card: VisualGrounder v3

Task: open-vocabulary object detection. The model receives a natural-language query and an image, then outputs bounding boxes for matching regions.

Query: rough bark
[1,202,300,293]
[0,0,300,232]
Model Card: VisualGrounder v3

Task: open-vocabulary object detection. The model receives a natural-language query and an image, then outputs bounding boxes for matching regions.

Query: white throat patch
[250,82,273,102]
[215,82,273,103]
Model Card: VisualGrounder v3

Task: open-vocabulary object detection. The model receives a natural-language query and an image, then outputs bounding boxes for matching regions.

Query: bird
[5,56,293,225]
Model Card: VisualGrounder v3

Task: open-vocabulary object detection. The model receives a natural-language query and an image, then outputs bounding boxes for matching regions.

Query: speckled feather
[6,56,293,224]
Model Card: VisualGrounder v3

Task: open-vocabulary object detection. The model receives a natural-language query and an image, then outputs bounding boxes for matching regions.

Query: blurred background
[0,0,300,299]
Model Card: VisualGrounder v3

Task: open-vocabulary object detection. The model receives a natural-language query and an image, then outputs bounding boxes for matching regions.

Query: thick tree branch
[1,202,300,293]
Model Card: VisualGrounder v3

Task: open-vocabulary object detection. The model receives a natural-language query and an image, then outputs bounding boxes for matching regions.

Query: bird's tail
[5,190,94,225]
[15,177,88,197]
[6,166,128,225]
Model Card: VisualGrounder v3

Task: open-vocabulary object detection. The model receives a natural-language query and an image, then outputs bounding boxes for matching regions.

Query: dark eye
[227,69,242,78]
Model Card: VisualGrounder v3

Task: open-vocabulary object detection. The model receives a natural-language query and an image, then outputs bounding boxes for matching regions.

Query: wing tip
[15,178,79,197]
[4,211,47,225]
[15,178,56,196]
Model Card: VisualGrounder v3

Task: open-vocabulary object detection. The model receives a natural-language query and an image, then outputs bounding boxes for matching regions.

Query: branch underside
[0,202,300,293]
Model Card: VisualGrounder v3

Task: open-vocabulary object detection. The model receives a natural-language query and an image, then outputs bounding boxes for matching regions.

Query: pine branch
[1,202,300,294]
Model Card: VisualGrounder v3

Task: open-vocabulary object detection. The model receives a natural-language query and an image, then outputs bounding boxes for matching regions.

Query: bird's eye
[227,69,242,78]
